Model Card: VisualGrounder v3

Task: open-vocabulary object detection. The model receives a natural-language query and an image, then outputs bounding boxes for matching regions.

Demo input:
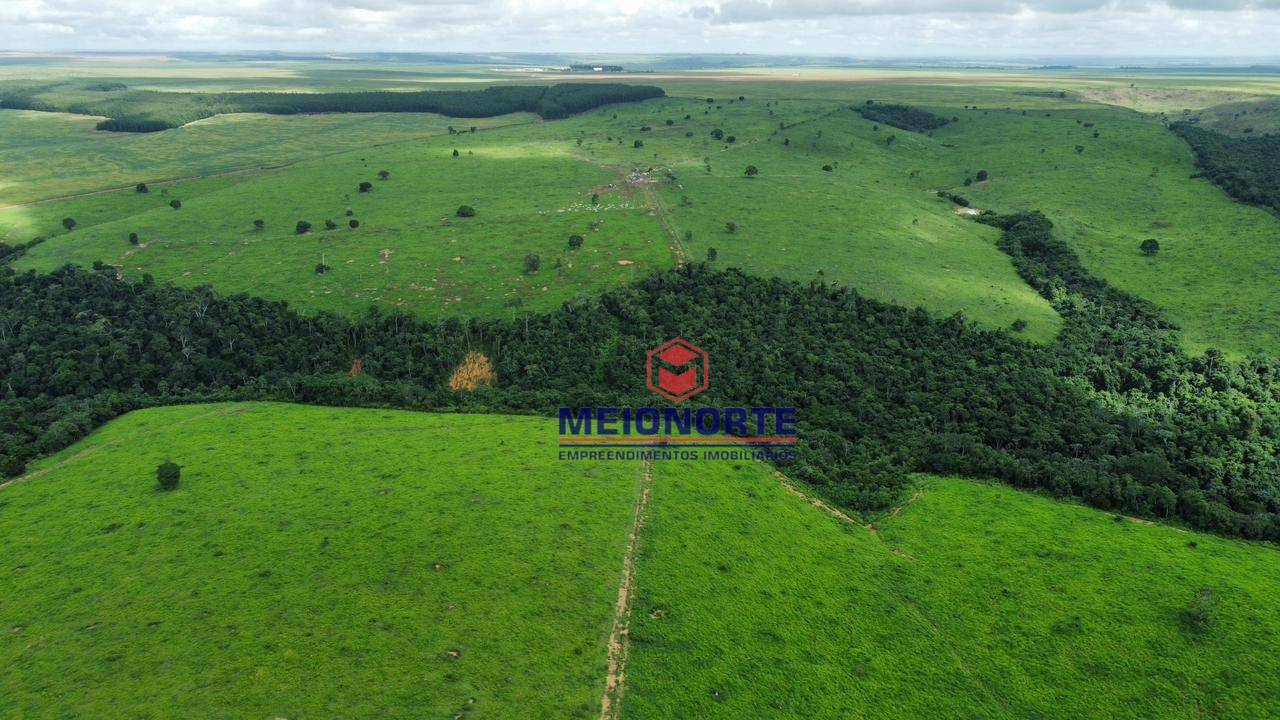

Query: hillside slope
[0,404,641,719]
[626,465,1280,718]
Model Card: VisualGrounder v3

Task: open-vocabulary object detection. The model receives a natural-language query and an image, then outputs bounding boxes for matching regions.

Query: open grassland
[7,87,1059,338]
[9,68,1280,351]
[624,466,1280,719]
[0,404,641,720]
[0,109,533,205]
[4,403,1280,718]
[11,127,671,319]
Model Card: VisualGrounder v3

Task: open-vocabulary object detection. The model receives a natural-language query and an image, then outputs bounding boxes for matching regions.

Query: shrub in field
[524,254,541,273]
[568,234,584,250]
[253,219,264,231]
[169,199,181,210]
[1141,238,1160,256]
[156,462,180,491]
[135,183,149,193]
[128,233,139,245]
[456,205,476,218]
[296,221,311,235]
[62,217,76,231]
[358,181,373,193]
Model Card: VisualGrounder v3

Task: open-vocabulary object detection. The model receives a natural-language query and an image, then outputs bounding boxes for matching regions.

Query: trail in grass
[600,460,653,720]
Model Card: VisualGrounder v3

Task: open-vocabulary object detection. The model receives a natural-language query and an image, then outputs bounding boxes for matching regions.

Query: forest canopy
[1171,122,1280,212]
[0,83,665,132]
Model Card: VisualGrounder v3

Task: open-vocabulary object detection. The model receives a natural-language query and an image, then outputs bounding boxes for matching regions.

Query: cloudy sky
[3,0,1280,57]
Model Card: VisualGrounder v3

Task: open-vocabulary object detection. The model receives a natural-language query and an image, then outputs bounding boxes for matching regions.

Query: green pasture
[7,66,1280,352]
[624,465,1280,719]
[0,404,641,719]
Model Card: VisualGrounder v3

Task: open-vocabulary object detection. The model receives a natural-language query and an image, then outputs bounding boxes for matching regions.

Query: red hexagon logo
[646,338,709,404]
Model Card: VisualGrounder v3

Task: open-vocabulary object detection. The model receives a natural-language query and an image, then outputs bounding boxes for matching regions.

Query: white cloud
[1,0,1279,56]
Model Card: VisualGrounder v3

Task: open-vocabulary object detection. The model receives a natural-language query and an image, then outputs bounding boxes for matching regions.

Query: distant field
[625,467,1280,719]
[8,66,1280,351]
[0,109,533,205]
[0,404,641,719]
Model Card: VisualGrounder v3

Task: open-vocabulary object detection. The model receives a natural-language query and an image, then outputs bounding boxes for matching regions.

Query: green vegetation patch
[624,467,1280,718]
[0,403,641,719]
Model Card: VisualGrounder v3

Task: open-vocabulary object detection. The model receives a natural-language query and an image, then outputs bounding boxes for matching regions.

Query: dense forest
[0,84,665,132]
[3,207,1279,540]
[855,101,952,132]
[1171,122,1280,212]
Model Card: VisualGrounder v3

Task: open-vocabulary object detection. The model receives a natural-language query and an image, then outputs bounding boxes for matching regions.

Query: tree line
[3,218,1279,541]
[1171,122,1280,212]
[1,84,664,133]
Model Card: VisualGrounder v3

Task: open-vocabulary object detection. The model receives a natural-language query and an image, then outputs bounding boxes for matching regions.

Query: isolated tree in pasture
[315,261,330,275]
[1140,238,1160,256]
[725,221,738,234]
[964,177,973,186]
[591,193,600,205]
[744,165,759,177]
[822,164,833,172]
[325,219,337,230]
[358,181,373,193]
[349,219,360,229]
[378,170,390,180]
[665,119,674,126]
[135,183,149,193]
[296,220,311,235]
[1075,145,1086,154]
[683,230,693,242]
[253,219,265,231]
[156,462,180,491]
[738,95,745,101]
[976,169,989,181]
[707,247,718,261]
[61,217,76,231]
[456,205,476,218]
[523,253,541,273]
[1011,318,1027,332]
[726,135,736,143]
[784,138,790,146]
[633,139,644,148]
[568,234,584,250]
[711,128,724,140]
[128,232,139,245]
[452,149,460,157]
[169,199,181,210]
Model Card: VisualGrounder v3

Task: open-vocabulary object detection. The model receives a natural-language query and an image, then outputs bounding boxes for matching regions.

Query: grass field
[5,403,1279,719]
[0,404,642,719]
[625,466,1280,719]
[8,64,1280,351]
